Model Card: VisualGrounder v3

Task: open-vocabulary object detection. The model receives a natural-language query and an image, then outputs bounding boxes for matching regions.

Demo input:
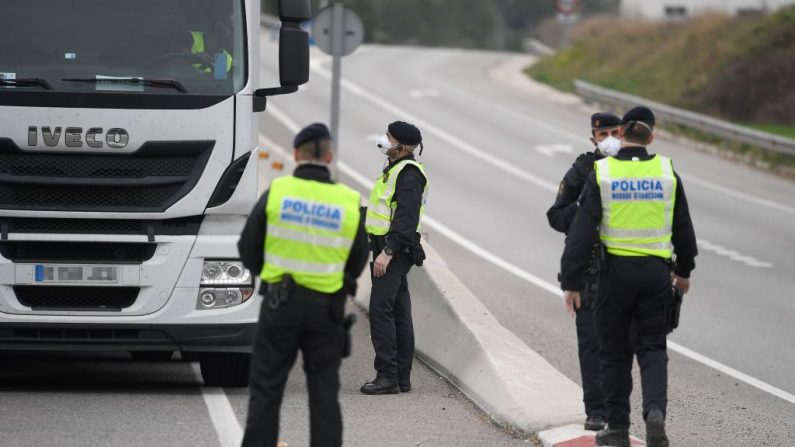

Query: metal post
[329,1,344,180]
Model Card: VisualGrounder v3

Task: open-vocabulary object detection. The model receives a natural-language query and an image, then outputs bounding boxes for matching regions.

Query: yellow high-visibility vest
[190,31,233,73]
[260,176,361,294]
[365,160,428,236]
[594,154,677,258]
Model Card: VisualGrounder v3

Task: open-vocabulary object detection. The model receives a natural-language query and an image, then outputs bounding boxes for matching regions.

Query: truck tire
[129,351,174,362]
[200,352,251,387]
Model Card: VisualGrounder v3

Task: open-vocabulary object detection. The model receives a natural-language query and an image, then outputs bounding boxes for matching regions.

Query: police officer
[238,123,369,447]
[547,112,622,432]
[174,2,234,75]
[361,121,429,395]
[560,107,697,447]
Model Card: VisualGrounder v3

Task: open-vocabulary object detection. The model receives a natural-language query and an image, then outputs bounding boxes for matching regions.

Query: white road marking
[304,56,795,217]
[698,239,774,269]
[536,144,574,158]
[679,174,795,216]
[409,88,440,99]
[307,63,560,193]
[192,364,244,447]
[261,104,795,407]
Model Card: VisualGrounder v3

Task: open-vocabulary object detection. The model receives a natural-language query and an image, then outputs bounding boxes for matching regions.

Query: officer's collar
[383,153,416,174]
[616,146,651,160]
[294,163,333,183]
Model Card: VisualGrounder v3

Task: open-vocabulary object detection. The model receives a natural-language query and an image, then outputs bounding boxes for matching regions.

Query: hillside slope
[527,6,795,131]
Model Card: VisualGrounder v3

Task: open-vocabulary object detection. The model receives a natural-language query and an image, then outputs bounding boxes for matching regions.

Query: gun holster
[666,287,684,334]
[342,313,357,358]
[266,275,295,310]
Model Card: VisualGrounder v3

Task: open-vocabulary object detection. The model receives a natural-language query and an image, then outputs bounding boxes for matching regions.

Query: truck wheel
[130,351,173,362]
[200,352,251,387]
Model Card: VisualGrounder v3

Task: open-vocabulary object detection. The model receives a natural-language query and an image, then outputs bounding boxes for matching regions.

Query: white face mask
[376,134,393,155]
[597,136,622,156]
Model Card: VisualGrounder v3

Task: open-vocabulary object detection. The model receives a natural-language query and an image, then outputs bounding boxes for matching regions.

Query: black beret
[591,112,621,129]
[388,121,422,146]
[293,123,331,148]
[622,106,656,128]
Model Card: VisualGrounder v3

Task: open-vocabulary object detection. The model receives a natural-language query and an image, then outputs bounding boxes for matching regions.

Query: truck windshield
[0,0,246,96]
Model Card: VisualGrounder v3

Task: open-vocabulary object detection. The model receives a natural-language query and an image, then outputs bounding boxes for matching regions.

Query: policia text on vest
[237,123,369,447]
[560,109,698,446]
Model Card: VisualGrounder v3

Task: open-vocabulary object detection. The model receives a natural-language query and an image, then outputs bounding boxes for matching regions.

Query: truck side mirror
[255,0,311,100]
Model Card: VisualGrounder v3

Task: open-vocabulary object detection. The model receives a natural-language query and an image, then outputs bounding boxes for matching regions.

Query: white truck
[0,0,310,387]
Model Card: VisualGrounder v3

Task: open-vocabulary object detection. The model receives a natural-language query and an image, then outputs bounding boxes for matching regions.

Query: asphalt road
[258,36,795,446]
[0,304,530,447]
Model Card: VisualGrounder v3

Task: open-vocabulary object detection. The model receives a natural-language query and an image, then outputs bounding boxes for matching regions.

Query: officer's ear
[293,148,301,162]
[647,133,655,146]
[325,149,334,164]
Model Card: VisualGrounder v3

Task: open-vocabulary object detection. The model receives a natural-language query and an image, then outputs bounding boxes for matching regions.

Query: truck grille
[0,139,213,212]
[0,216,203,235]
[5,327,140,340]
[14,286,139,311]
[0,242,156,264]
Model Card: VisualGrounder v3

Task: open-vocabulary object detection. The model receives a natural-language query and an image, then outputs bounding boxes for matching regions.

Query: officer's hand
[673,275,690,294]
[373,252,393,278]
[563,290,581,318]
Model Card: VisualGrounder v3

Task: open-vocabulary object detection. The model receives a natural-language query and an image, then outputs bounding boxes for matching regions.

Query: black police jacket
[379,154,428,254]
[547,150,603,234]
[237,164,370,296]
[559,147,698,291]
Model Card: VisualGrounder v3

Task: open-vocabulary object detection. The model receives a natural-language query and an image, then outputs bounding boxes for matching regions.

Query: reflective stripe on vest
[261,176,361,294]
[365,160,428,236]
[190,31,233,73]
[595,154,676,258]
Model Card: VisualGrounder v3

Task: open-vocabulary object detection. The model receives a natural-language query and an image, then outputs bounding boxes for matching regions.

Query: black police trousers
[242,287,346,447]
[593,256,671,430]
[369,250,414,385]
[576,282,606,419]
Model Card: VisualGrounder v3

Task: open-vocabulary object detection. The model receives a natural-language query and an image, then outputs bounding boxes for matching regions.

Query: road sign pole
[329,2,344,180]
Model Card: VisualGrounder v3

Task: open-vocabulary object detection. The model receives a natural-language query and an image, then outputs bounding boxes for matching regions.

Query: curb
[538,425,646,447]
[354,241,585,434]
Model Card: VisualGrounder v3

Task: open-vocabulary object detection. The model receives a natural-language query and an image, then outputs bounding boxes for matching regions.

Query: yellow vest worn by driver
[594,154,676,258]
[190,31,233,73]
[260,176,361,294]
[365,160,428,236]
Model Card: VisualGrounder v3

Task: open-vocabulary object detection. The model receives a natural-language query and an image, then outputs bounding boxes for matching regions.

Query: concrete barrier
[355,241,585,434]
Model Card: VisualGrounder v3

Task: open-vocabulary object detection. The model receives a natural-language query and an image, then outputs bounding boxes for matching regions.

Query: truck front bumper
[0,322,257,353]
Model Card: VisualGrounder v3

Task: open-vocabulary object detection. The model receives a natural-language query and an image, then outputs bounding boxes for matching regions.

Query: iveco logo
[27,126,129,149]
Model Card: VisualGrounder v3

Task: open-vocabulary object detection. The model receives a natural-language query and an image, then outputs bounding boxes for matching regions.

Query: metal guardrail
[574,79,795,156]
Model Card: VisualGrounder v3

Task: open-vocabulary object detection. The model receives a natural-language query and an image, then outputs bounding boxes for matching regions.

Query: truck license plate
[34,265,119,284]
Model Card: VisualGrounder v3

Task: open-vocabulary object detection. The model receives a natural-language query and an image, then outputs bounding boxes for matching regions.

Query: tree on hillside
[262,0,614,50]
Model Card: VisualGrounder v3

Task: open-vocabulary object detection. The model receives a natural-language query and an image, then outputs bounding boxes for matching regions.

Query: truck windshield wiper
[0,78,54,90]
[62,77,189,94]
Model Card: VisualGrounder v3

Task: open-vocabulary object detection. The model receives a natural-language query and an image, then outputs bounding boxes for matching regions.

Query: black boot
[595,427,630,447]
[399,382,412,393]
[646,409,669,447]
[360,377,399,395]
[585,415,606,431]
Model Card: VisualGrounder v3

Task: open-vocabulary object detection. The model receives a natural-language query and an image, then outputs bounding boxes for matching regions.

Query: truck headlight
[201,260,252,286]
[197,260,255,310]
